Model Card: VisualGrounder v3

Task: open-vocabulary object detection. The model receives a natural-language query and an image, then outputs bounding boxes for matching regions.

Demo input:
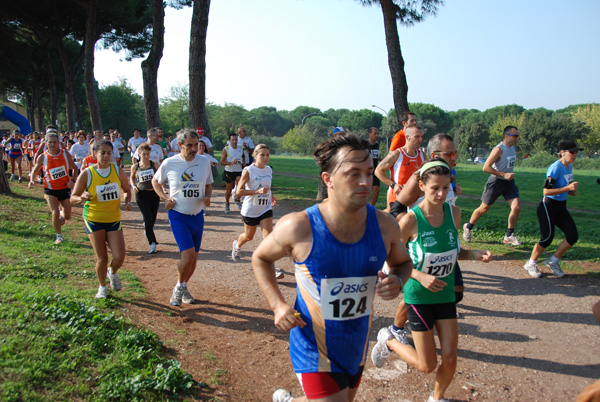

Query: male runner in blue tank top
[253,134,414,402]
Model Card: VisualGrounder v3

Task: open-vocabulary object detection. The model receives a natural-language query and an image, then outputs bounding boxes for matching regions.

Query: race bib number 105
[320,276,377,321]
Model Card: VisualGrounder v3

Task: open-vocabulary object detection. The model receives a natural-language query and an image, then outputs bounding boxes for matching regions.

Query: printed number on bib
[49,166,67,181]
[180,182,204,198]
[320,276,377,321]
[253,193,270,206]
[137,168,154,183]
[564,173,574,184]
[96,182,120,202]
[422,250,457,278]
[507,155,516,169]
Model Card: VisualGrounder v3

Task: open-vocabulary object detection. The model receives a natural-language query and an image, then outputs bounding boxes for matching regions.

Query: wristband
[391,183,396,190]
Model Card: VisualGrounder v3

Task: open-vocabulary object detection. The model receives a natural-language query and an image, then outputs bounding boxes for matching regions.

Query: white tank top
[240,164,273,218]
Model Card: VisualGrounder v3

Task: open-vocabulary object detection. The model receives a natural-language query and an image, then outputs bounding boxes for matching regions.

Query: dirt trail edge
[119,188,599,402]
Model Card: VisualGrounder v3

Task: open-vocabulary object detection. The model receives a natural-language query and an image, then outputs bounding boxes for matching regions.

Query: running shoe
[231,240,240,261]
[462,223,472,242]
[523,260,542,278]
[389,325,410,345]
[149,242,157,254]
[503,234,523,246]
[224,204,230,213]
[371,327,393,368]
[18,176,23,183]
[236,200,242,210]
[275,268,284,279]
[181,288,196,304]
[95,286,108,299]
[58,213,65,226]
[170,286,183,306]
[427,391,450,402]
[272,388,294,402]
[9,174,15,181]
[108,272,122,291]
[543,258,565,278]
[54,234,64,244]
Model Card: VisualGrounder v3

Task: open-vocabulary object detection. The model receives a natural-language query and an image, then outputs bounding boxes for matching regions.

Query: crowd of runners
[3,116,597,402]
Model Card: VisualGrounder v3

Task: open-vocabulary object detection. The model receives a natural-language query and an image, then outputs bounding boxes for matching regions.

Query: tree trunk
[0,158,10,194]
[380,0,409,122]
[83,0,102,131]
[45,44,58,127]
[56,40,78,130]
[141,0,165,130]
[189,0,211,140]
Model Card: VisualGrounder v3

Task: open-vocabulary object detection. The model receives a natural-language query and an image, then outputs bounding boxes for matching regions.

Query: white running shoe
[523,260,542,278]
[231,240,240,261]
[181,288,196,304]
[9,174,15,181]
[95,286,108,299]
[224,204,230,213]
[149,242,157,254]
[108,272,122,291]
[275,268,284,279]
[272,388,294,402]
[389,325,410,345]
[462,223,472,242]
[503,234,523,246]
[371,327,393,368]
[54,234,64,245]
[543,258,565,278]
[427,391,450,402]
[170,286,183,306]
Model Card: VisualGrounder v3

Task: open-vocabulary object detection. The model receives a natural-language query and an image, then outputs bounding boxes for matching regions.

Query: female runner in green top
[372,159,491,402]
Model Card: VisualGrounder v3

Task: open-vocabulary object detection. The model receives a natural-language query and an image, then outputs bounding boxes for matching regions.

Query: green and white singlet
[404,202,460,305]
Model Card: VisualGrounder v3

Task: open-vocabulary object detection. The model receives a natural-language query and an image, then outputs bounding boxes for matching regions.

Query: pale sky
[94,0,600,113]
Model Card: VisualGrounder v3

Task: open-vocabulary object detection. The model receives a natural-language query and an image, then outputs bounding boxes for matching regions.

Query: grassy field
[0,185,200,401]
[264,154,600,266]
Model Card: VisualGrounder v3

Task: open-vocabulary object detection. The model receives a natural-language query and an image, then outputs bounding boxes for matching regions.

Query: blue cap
[333,127,344,134]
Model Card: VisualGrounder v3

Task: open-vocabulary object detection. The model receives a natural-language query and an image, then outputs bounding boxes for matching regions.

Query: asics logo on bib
[183,183,200,190]
[330,282,369,296]
[428,254,454,264]
[100,183,118,193]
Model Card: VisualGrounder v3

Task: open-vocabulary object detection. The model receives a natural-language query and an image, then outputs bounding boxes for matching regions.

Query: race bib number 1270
[320,276,377,321]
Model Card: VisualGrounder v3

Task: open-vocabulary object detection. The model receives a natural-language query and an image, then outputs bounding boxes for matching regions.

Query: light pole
[372,105,390,150]
[301,112,317,125]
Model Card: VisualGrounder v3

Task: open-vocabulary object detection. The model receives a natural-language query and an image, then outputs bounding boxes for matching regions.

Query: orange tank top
[43,150,70,190]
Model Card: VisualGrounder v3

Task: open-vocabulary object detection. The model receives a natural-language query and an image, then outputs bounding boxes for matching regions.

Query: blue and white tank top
[290,204,387,375]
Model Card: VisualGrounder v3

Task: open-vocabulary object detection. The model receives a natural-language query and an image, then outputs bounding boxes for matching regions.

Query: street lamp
[301,112,317,125]
[371,105,390,150]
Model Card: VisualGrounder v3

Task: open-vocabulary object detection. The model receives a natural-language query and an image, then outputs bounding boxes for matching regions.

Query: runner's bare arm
[204,183,212,207]
[376,211,412,300]
[71,169,90,204]
[129,165,138,192]
[220,148,228,165]
[118,167,132,210]
[252,212,310,332]
[482,146,512,180]
[374,150,399,188]
[28,155,44,187]
[395,173,421,209]
[65,152,79,188]
[151,177,176,209]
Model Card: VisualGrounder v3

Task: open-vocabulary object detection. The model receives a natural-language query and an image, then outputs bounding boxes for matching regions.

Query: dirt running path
[120,188,600,401]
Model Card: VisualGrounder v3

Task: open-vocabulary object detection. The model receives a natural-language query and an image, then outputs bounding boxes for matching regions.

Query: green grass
[453,163,600,265]
[0,185,199,401]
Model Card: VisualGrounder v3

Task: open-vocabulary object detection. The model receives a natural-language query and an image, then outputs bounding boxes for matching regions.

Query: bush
[518,151,556,168]
[573,156,600,170]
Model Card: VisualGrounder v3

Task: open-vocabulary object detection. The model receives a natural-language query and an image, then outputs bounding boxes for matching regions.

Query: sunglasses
[507,134,519,137]
[435,151,458,158]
